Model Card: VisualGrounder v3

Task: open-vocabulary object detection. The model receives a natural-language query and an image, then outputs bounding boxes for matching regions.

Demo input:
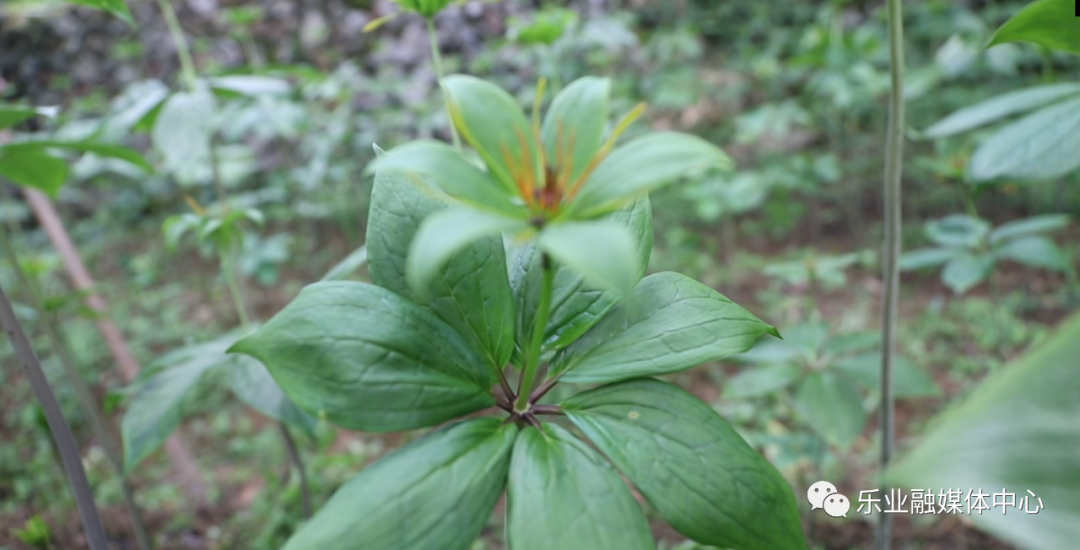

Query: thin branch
[878,0,906,549]
[0,281,108,550]
[532,405,564,416]
[279,424,311,519]
[529,376,559,405]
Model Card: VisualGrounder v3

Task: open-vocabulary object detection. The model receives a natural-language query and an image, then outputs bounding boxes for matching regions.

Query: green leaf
[0,150,68,195]
[0,141,152,172]
[887,311,1080,550]
[368,141,527,217]
[792,372,866,452]
[407,208,527,297]
[995,235,1072,272]
[537,220,638,296]
[0,105,39,130]
[969,95,1080,181]
[989,214,1071,244]
[152,86,217,175]
[225,358,317,433]
[367,170,517,370]
[723,363,803,399]
[925,215,991,249]
[283,418,517,550]
[511,194,653,359]
[564,379,807,550]
[507,423,655,550]
[100,80,170,141]
[553,272,777,384]
[542,76,610,186]
[899,247,958,271]
[923,83,1080,137]
[834,354,942,398]
[570,132,733,218]
[442,75,540,196]
[122,338,229,472]
[229,282,494,432]
[942,253,995,294]
[986,0,1080,55]
[320,245,368,281]
[62,0,134,26]
[822,331,882,356]
[208,75,291,96]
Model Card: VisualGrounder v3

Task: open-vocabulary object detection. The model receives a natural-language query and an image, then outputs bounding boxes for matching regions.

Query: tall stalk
[515,254,555,413]
[0,228,153,550]
[426,17,462,150]
[153,0,198,92]
[0,281,108,550]
[878,0,906,549]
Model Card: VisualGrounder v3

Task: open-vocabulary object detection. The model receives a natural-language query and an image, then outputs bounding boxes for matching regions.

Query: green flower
[369,76,733,295]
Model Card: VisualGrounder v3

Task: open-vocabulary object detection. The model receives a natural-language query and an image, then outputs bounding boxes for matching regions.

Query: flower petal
[542,77,610,189]
[569,132,733,218]
[369,140,528,218]
[443,75,543,202]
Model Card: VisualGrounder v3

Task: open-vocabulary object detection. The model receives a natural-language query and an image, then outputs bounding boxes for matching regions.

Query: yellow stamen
[602,102,648,154]
[532,78,547,138]
[362,12,398,33]
[184,194,206,215]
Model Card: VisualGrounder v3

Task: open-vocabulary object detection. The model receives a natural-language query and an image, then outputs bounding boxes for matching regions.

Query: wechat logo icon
[808,481,850,518]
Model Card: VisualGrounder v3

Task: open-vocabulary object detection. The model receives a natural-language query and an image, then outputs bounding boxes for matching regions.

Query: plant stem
[878,0,906,549]
[515,254,554,413]
[0,228,153,550]
[279,423,311,519]
[426,16,462,151]
[154,0,199,91]
[0,281,108,550]
[222,245,252,328]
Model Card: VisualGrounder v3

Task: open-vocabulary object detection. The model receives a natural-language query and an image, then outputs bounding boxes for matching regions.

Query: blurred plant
[231,75,807,550]
[765,250,869,290]
[13,515,53,550]
[728,321,939,453]
[900,214,1073,295]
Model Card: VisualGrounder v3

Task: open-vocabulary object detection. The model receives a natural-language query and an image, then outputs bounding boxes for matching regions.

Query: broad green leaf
[986,0,1080,55]
[225,358,317,433]
[723,363,803,399]
[822,331,881,356]
[969,96,1080,181]
[0,150,68,195]
[284,418,517,550]
[506,423,655,550]
[512,195,652,360]
[570,132,733,218]
[369,141,527,217]
[553,272,777,384]
[442,75,541,195]
[122,338,229,471]
[408,208,527,297]
[923,83,1080,137]
[229,282,494,432]
[899,247,958,271]
[942,253,995,294]
[208,76,291,96]
[152,86,217,175]
[367,170,517,371]
[834,354,942,398]
[542,77,610,186]
[100,80,170,141]
[989,214,1071,244]
[925,215,990,249]
[537,220,638,296]
[0,141,152,172]
[564,379,807,550]
[0,105,39,130]
[62,0,134,26]
[792,372,866,452]
[995,235,1072,272]
[320,245,368,281]
[887,311,1080,550]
